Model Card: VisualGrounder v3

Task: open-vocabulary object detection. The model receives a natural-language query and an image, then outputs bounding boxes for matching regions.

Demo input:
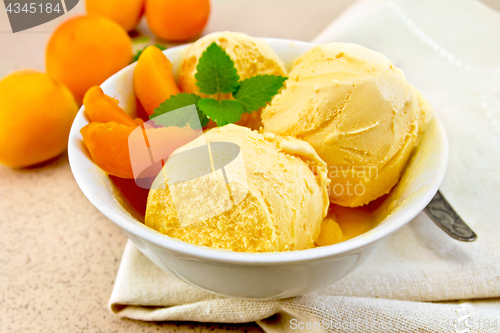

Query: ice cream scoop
[179,32,287,130]
[145,124,330,252]
[262,43,423,207]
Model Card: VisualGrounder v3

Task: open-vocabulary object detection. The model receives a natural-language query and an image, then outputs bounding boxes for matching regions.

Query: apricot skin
[46,15,132,104]
[0,70,78,168]
[133,45,180,116]
[146,0,210,42]
[86,0,145,32]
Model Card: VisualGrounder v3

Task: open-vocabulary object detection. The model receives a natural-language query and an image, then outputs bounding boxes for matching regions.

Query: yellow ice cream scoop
[178,32,287,130]
[145,124,330,252]
[262,43,424,207]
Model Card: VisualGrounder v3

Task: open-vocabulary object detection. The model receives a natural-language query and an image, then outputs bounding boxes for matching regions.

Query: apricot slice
[83,86,138,127]
[128,124,202,181]
[81,122,135,179]
[134,118,145,126]
[133,45,180,116]
[82,120,201,181]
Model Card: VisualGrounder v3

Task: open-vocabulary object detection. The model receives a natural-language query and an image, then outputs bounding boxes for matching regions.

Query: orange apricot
[127,122,200,178]
[81,120,200,180]
[145,0,210,42]
[83,86,137,127]
[80,122,135,178]
[46,15,132,104]
[140,125,200,159]
[86,0,145,32]
[133,45,180,116]
[134,118,145,125]
[0,70,78,168]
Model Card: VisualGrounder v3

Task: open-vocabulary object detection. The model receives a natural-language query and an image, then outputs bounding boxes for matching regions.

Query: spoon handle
[424,191,477,242]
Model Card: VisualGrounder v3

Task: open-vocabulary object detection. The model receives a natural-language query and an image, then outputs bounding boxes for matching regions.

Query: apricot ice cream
[145,124,330,252]
[262,43,425,207]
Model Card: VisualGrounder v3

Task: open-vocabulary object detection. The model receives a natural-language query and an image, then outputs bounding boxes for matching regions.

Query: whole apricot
[46,15,132,104]
[145,0,210,42]
[0,70,78,168]
[86,0,145,32]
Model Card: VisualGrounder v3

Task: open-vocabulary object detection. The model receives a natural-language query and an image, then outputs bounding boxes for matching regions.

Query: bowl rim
[68,38,449,265]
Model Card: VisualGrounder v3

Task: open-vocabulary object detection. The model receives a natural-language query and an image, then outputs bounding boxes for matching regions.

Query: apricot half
[81,120,201,180]
[80,121,135,179]
[133,45,180,116]
[83,86,137,127]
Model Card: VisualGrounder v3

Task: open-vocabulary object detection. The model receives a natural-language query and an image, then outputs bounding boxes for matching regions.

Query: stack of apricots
[0,0,210,169]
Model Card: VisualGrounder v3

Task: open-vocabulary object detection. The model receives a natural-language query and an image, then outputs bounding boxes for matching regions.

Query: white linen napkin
[110,241,500,332]
[109,0,500,331]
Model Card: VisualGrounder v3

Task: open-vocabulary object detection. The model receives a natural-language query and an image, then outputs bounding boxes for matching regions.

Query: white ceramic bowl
[68,39,448,299]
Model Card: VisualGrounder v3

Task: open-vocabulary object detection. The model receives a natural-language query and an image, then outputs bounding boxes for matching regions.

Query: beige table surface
[1,1,499,332]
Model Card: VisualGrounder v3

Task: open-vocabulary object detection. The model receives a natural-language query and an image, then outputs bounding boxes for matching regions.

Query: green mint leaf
[132,44,167,63]
[150,93,209,128]
[195,42,240,95]
[198,98,244,127]
[234,75,287,113]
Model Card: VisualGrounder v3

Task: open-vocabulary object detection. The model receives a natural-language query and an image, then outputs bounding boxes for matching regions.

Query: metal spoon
[424,191,477,242]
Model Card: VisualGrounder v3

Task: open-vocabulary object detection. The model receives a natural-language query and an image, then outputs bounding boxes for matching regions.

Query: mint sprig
[150,42,287,127]
[195,42,240,95]
[234,75,288,113]
[198,99,244,126]
[150,93,208,128]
